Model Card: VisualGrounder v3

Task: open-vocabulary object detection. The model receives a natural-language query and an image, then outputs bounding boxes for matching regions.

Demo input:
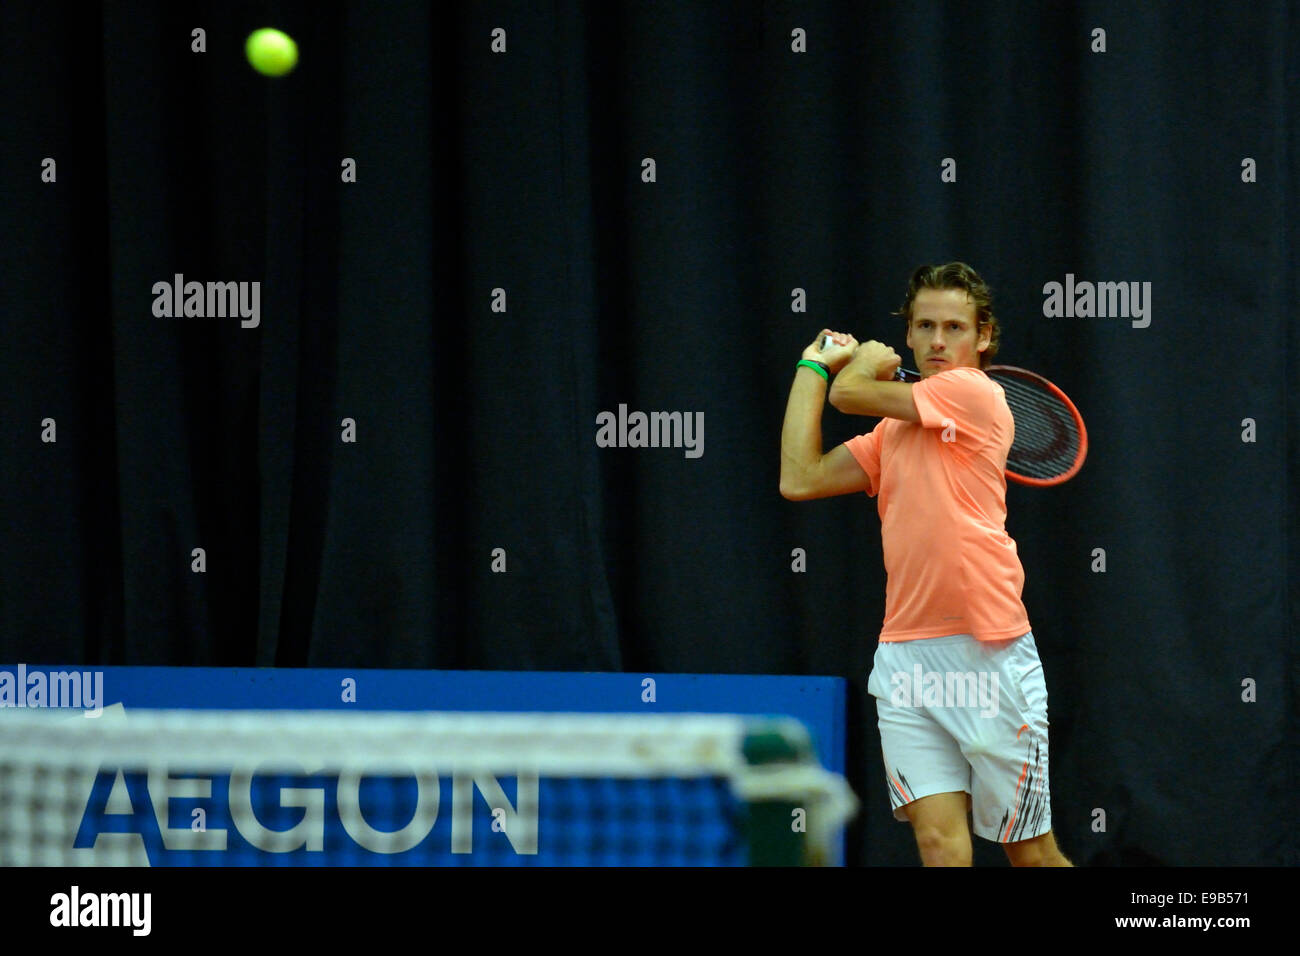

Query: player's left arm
[830,379,919,421]
[829,340,920,421]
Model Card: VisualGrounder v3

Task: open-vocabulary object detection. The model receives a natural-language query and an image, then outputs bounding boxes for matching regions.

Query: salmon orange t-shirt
[843,366,1031,643]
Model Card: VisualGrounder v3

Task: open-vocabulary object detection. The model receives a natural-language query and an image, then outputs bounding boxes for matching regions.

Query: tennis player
[779,262,1071,866]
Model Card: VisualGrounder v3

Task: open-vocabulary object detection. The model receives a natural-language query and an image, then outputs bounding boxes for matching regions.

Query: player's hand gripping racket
[819,334,1088,486]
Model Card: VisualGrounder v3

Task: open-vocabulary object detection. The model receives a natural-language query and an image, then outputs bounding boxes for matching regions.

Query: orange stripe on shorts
[1002,759,1029,841]
[888,772,910,803]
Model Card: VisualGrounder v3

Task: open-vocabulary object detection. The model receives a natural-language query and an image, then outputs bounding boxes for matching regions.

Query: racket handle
[818,338,920,382]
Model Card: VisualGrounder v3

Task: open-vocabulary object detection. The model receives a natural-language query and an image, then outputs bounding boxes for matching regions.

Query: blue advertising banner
[0,666,847,866]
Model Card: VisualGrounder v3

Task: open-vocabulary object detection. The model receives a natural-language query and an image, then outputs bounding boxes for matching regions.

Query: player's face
[906,289,990,377]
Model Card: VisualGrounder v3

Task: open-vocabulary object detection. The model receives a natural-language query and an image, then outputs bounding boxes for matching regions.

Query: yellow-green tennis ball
[245,28,298,77]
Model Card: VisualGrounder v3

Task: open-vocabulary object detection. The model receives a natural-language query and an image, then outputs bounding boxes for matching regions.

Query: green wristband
[796,359,830,382]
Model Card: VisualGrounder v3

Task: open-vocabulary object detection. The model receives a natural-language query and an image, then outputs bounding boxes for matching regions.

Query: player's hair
[895,262,1000,368]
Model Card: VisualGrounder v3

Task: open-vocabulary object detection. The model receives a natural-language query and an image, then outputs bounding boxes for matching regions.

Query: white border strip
[0,710,755,777]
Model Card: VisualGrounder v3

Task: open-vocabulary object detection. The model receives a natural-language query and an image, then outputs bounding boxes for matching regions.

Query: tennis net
[0,709,856,866]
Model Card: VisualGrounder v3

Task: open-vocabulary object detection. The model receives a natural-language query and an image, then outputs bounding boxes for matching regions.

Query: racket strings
[992,374,1081,480]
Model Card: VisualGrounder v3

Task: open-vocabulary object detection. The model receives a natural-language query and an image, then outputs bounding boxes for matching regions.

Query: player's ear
[976,322,991,352]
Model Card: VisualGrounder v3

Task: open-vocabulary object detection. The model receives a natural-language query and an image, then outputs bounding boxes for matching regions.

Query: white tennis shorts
[866,631,1052,843]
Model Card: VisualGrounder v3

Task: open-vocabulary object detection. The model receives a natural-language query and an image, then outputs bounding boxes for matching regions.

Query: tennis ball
[245,28,298,77]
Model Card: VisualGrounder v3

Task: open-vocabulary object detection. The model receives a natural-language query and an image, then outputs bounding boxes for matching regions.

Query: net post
[740,719,819,866]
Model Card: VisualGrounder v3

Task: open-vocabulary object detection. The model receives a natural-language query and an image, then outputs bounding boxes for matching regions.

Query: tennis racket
[891,365,1088,486]
[816,335,1088,486]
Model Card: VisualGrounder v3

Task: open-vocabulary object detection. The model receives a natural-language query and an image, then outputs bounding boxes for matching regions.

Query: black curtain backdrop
[1,1,1295,867]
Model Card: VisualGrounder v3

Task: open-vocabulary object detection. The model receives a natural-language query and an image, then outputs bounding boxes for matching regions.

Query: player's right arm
[781,443,872,500]
[780,332,873,500]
